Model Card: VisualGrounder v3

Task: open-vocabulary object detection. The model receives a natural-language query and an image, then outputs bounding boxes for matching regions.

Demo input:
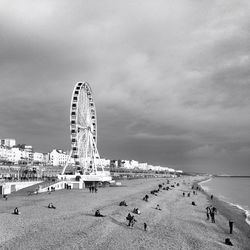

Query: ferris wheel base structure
[58,172,112,183]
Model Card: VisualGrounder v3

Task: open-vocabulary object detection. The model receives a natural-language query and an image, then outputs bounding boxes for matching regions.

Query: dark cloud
[0,0,250,174]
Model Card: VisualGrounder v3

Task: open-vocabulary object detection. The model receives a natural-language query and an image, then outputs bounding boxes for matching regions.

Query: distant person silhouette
[225,238,233,246]
[155,204,161,210]
[206,206,211,220]
[13,207,20,215]
[95,209,105,217]
[210,211,215,223]
[229,220,234,234]
[48,203,56,209]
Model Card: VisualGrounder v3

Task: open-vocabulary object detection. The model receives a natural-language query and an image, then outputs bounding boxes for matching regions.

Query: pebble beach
[1,176,250,250]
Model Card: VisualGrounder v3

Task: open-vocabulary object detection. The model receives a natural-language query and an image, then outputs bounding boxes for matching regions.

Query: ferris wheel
[62,82,103,175]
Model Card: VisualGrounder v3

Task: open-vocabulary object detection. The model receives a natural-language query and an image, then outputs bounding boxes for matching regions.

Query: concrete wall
[39,181,65,193]
[1,181,42,195]
[38,180,84,193]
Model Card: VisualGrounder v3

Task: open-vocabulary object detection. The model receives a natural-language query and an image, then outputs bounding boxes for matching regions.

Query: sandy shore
[0,176,250,250]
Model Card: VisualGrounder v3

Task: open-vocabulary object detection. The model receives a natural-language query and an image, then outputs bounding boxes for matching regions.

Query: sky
[0,0,250,175]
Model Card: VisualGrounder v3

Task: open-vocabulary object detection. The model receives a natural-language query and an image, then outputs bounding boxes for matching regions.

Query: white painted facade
[33,152,44,163]
[50,149,70,166]
[95,158,110,167]
[0,145,8,160]
[4,147,29,164]
[0,138,16,147]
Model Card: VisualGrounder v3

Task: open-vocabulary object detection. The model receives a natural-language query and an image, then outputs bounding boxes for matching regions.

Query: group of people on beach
[124,181,171,230]
[192,184,235,247]
[89,186,98,193]
[92,181,169,228]
[206,205,217,223]
[126,213,137,227]
[13,202,56,215]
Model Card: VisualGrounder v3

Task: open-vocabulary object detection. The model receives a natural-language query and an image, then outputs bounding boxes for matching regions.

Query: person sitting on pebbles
[13,207,21,215]
[133,208,141,215]
[191,201,197,206]
[48,203,56,209]
[143,194,149,202]
[95,209,105,217]
[119,200,128,206]
[225,238,233,246]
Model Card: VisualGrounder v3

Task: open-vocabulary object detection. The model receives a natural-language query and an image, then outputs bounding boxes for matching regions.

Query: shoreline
[198,178,250,228]
[196,179,250,239]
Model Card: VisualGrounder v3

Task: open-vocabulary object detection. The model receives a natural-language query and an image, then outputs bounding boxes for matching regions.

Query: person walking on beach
[229,220,234,234]
[144,222,147,231]
[206,206,211,220]
[210,210,215,223]
[128,215,133,227]
[211,195,213,200]
[211,206,217,214]
[126,213,132,226]
[130,216,137,228]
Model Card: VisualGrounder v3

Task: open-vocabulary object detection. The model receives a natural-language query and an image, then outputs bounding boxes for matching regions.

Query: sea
[200,177,250,226]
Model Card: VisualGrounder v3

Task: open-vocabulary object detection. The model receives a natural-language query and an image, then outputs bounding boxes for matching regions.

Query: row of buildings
[110,160,177,173]
[0,138,179,173]
[0,138,70,167]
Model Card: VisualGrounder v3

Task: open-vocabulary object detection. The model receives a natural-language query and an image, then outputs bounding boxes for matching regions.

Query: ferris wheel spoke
[77,124,88,130]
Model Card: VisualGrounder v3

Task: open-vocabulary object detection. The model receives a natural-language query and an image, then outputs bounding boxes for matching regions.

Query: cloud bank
[0,0,250,174]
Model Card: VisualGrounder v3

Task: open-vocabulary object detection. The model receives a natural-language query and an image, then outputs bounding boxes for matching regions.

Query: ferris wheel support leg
[61,149,72,175]
[91,134,104,173]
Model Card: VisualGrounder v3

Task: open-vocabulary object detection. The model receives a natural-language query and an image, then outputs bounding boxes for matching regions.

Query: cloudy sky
[0,0,250,175]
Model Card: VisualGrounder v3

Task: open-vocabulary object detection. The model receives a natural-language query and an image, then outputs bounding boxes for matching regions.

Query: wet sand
[0,176,250,250]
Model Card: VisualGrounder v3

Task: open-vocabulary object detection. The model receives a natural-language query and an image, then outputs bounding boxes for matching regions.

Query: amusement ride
[60,82,111,182]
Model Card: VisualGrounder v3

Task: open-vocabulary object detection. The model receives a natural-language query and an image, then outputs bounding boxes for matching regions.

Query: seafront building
[49,149,72,166]
[110,159,175,173]
[33,152,45,164]
[0,138,16,148]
